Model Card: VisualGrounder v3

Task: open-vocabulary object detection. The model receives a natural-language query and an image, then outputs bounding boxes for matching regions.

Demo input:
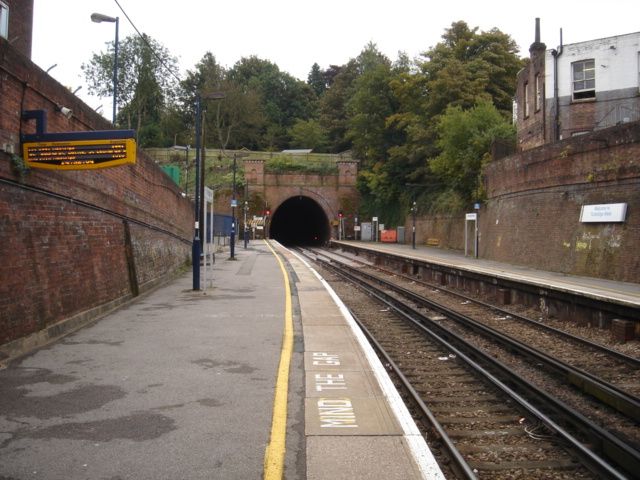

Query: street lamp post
[229,151,250,259]
[230,153,237,259]
[192,92,225,290]
[411,200,417,249]
[243,201,249,249]
[90,13,119,125]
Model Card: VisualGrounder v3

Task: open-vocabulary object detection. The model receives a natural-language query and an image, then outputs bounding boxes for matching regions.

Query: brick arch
[243,158,360,240]
[271,188,335,221]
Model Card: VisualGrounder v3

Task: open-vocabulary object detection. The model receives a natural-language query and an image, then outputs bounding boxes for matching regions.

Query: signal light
[338,210,343,218]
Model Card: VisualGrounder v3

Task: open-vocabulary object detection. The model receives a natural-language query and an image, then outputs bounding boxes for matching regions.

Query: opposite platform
[333,240,640,308]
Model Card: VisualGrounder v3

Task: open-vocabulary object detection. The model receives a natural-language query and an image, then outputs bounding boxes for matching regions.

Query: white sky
[32,0,640,118]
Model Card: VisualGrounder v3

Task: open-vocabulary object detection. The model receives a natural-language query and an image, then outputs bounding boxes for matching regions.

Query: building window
[0,2,8,40]
[572,59,596,100]
[523,82,530,118]
[534,74,542,111]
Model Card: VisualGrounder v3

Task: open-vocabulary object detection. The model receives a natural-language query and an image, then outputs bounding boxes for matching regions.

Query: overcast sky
[32,0,640,118]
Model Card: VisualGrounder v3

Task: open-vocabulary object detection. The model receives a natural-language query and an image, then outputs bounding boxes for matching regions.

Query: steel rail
[315,255,637,479]
[331,255,640,423]
[324,247,640,368]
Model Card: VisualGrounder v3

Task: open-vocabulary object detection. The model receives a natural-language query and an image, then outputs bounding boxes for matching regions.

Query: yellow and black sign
[23,137,136,170]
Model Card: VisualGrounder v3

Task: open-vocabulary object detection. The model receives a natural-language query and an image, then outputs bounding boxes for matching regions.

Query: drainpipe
[551,28,563,141]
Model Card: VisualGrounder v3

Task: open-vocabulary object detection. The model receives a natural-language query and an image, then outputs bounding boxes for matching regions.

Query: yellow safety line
[263,240,294,480]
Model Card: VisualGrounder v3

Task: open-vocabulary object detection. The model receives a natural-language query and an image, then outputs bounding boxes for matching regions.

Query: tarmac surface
[0,242,305,479]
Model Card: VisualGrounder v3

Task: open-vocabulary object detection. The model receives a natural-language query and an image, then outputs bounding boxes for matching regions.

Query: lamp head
[91,13,117,23]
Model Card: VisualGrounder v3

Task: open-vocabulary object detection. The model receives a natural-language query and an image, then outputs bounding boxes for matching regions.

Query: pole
[230,153,237,259]
[243,201,248,249]
[192,95,202,290]
[113,17,119,125]
[412,200,417,249]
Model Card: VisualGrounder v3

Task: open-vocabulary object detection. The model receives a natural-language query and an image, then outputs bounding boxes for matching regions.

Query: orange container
[380,230,397,243]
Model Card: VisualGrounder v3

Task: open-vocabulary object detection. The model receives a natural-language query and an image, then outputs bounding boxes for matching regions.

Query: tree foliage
[81,21,523,225]
[82,33,179,145]
[430,100,515,208]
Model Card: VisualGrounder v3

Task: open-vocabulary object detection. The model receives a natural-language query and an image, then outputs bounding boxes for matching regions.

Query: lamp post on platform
[411,200,417,249]
[192,92,225,290]
[230,151,250,259]
[243,200,249,249]
[90,13,119,125]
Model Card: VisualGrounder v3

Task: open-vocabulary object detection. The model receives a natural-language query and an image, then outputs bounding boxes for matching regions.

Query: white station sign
[580,203,627,223]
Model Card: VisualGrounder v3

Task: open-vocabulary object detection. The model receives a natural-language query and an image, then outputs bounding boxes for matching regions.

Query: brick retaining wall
[0,38,193,348]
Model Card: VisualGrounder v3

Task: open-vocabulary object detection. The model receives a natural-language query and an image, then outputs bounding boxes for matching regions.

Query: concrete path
[0,242,304,480]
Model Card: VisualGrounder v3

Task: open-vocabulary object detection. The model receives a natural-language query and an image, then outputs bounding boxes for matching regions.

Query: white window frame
[523,81,530,118]
[0,1,9,40]
[572,59,596,100]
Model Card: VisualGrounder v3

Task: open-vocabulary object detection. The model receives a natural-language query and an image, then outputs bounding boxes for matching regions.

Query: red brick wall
[0,37,193,346]
[3,0,33,58]
[406,122,639,283]
[484,122,639,282]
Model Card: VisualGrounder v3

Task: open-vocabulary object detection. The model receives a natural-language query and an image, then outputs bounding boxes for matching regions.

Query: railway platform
[0,241,443,479]
[332,240,640,309]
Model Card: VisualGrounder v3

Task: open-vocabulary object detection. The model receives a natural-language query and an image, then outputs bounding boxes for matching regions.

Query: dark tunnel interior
[269,196,330,246]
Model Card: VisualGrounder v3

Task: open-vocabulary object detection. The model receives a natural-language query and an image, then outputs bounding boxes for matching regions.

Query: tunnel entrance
[269,196,330,246]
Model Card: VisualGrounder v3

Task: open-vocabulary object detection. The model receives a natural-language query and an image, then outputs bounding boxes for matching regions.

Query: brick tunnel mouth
[269,196,330,246]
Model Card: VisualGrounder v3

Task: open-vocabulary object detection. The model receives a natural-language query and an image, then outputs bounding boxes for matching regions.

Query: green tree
[383,21,523,214]
[288,119,328,151]
[228,56,316,149]
[318,60,359,153]
[419,21,523,118]
[82,33,178,142]
[429,100,515,208]
[307,62,326,97]
[178,52,264,151]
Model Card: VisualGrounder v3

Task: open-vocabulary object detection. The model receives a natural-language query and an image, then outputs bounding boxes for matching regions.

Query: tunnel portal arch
[269,196,330,246]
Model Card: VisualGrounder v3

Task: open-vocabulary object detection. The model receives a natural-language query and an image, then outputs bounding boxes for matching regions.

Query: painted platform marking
[317,398,358,428]
[314,373,347,391]
[312,352,340,366]
[311,353,358,428]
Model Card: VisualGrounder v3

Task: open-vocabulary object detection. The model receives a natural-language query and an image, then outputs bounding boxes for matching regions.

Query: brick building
[516,19,640,150]
[0,0,32,58]
[1,2,192,351]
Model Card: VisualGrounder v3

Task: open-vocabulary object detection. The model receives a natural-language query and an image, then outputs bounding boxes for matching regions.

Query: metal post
[192,95,202,290]
[243,201,248,249]
[412,200,417,249]
[230,153,237,259]
[113,17,119,125]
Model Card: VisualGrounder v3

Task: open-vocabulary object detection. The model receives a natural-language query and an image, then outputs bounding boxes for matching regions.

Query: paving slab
[307,436,426,480]
[305,396,402,435]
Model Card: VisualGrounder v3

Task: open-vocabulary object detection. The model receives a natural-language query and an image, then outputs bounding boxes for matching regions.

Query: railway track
[296,247,639,479]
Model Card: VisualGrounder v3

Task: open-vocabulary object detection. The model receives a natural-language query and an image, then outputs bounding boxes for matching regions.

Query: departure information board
[23,137,136,170]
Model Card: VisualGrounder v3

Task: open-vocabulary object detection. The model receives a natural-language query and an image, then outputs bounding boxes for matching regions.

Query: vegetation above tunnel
[84,21,522,225]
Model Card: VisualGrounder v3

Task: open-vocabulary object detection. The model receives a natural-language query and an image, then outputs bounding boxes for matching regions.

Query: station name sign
[579,203,627,223]
[22,130,136,170]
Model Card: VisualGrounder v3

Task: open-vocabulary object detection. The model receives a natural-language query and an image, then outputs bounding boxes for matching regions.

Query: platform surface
[0,241,443,479]
[333,240,640,308]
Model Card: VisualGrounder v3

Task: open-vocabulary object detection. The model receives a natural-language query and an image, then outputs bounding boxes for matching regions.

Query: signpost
[465,213,478,258]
